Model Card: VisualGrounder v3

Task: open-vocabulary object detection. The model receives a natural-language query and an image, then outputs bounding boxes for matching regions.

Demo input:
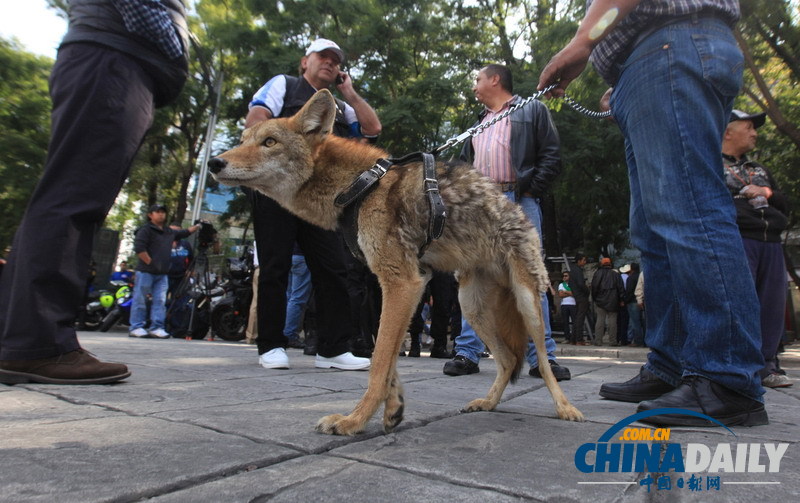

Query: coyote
[209,90,584,435]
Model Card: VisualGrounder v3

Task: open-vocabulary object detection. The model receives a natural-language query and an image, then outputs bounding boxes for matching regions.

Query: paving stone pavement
[2,330,798,502]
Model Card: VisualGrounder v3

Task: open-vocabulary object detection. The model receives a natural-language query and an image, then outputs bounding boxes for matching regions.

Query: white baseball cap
[305,38,345,63]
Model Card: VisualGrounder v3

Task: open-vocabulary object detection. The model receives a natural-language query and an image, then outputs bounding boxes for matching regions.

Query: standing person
[623,263,644,347]
[283,245,312,349]
[111,261,134,283]
[538,0,767,426]
[244,38,380,370]
[557,271,581,345]
[0,0,189,385]
[568,253,591,345]
[168,222,193,299]
[406,271,457,358]
[590,257,624,346]
[723,110,792,388]
[442,64,570,381]
[129,205,200,338]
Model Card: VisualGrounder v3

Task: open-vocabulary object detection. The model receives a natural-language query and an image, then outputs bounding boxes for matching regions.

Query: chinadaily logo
[574,409,789,493]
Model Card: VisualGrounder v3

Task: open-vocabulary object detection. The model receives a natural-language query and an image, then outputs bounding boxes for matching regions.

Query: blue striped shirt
[589,0,740,85]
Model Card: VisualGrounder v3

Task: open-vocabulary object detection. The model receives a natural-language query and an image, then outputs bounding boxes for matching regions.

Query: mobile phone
[336,73,345,85]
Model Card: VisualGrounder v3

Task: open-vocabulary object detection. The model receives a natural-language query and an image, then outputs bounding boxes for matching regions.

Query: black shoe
[529,360,571,381]
[599,366,676,403]
[429,345,451,359]
[443,355,479,376]
[286,338,306,349]
[303,345,317,356]
[407,345,421,358]
[636,376,769,427]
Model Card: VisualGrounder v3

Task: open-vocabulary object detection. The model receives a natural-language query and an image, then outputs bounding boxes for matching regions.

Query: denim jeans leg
[284,254,312,340]
[506,192,557,365]
[611,18,763,400]
[627,302,643,345]
[453,319,485,363]
[130,271,153,330]
[147,274,168,331]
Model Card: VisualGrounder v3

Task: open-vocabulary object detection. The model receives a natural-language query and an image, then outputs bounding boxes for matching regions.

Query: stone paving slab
[1,331,798,502]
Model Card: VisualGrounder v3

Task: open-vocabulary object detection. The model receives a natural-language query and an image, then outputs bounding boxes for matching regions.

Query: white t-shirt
[558,282,576,306]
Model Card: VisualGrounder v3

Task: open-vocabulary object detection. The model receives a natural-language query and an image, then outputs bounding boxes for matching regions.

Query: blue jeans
[454,192,556,367]
[283,254,313,341]
[130,271,168,331]
[610,17,764,400]
[626,302,644,346]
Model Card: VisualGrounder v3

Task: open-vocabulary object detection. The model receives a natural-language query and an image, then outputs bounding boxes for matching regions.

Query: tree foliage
[0,38,53,251]
[3,0,800,263]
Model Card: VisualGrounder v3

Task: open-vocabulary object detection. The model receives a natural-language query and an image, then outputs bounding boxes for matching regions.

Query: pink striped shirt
[472,96,516,183]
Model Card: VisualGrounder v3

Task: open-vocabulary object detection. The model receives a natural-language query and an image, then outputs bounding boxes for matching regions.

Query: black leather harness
[334,152,447,263]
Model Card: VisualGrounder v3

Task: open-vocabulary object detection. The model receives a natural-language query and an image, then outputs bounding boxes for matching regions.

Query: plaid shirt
[113,0,184,59]
[589,0,740,85]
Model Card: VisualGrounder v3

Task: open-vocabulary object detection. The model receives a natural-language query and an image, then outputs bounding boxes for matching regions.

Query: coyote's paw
[461,398,495,413]
[557,404,585,422]
[315,414,365,436]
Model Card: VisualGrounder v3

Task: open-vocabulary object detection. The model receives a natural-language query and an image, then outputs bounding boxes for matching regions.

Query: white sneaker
[315,352,370,370]
[149,328,170,339]
[762,373,792,388]
[259,348,290,369]
[129,328,148,338]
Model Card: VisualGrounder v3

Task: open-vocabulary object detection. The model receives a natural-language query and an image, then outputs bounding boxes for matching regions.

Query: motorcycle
[76,288,115,331]
[210,249,254,341]
[99,280,134,332]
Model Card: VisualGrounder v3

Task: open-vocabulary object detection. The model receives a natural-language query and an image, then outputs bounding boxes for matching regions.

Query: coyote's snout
[211,90,583,435]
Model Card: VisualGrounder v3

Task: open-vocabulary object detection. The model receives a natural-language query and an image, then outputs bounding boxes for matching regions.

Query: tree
[0,38,53,251]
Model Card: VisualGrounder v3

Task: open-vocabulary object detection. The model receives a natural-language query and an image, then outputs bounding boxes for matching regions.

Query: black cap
[730,109,766,129]
[148,204,167,213]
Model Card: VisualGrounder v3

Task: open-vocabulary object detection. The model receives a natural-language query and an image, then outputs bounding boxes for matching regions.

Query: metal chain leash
[433,84,612,155]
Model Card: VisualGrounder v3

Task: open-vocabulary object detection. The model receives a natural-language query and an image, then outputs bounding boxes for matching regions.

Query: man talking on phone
[243,38,382,370]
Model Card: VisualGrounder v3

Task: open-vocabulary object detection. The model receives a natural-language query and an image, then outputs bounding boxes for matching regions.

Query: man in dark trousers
[723,110,792,388]
[129,205,200,339]
[591,257,624,346]
[0,0,189,385]
[568,253,591,345]
[244,38,381,370]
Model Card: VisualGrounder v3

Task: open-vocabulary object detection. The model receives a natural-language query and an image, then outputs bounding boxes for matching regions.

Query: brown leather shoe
[0,349,131,385]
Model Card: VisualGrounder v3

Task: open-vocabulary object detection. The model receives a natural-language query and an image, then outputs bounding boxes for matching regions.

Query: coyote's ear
[297,90,336,139]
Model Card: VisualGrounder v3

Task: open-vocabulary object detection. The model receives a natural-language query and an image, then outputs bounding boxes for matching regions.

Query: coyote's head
[208,90,338,201]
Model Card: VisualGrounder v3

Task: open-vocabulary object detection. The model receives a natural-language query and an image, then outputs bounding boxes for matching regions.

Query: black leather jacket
[460,96,561,198]
[60,0,189,107]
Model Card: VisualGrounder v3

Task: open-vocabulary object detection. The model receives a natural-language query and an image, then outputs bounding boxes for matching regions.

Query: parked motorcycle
[76,288,115,331]
[210,250,254,341]
[98,280,134,332]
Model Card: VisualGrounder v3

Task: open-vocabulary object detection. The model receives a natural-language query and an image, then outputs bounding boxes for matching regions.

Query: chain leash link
[433,84,612,155]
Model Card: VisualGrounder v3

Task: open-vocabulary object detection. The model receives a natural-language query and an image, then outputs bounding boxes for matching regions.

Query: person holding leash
[443,64,571,382]
[244,38,380,370]
[538,0,767,426]
[0,0,189,385]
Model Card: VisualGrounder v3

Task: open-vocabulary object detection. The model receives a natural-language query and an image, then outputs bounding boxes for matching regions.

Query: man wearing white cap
[242,39,381,371]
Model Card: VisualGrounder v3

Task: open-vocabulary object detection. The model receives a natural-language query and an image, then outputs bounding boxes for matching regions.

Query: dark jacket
[591,267,624,312]
[568,262,590,301]
[134,223,190,275]
[723,154,789,243]
[60,0,189,107]
[460,96,561,199]
[622,270,639,304]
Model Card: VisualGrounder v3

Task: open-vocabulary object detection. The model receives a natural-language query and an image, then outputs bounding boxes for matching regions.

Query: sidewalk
[2,330,798,502]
